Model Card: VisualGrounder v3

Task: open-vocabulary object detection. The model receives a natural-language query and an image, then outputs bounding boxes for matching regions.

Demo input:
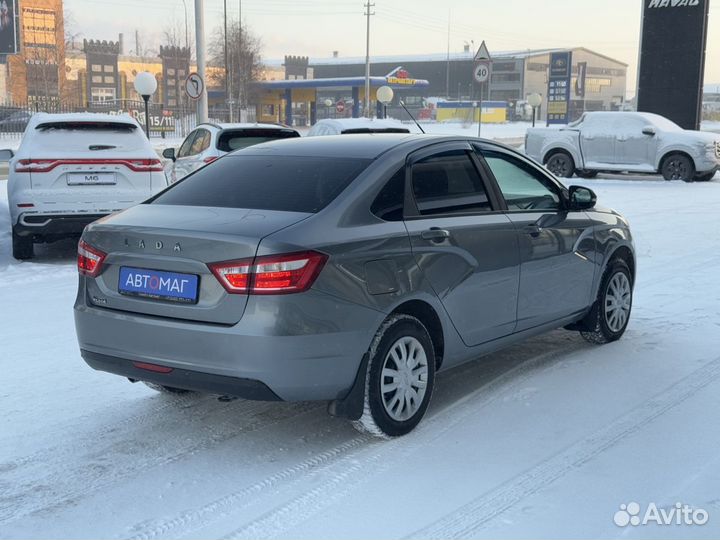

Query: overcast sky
[67,0,720,98]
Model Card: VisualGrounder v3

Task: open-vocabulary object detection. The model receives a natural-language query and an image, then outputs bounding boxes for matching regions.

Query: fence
[0,100,257,140]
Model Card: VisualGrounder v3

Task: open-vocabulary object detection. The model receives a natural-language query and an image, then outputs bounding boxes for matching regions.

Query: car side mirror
[162,147,176,161]
[642,126,656,136]
[0,149,14,161]
[569,185,597,210]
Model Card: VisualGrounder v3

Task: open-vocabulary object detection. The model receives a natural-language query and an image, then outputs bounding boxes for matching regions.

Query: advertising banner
[0,0,18,54]
[547,51,572,125]
[575,62,587,98]
[637,0,710,129]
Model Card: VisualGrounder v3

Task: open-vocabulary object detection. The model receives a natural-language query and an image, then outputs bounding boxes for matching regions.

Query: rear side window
[411,150,492,216]
[371,168,405,221]
[216,129,300,152]
[151,155,371,213]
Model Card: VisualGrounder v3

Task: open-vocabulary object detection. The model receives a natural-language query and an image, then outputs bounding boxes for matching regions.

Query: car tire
[694,171,716,182]
[576,170,598,179]
[12,231,33,260]
[579,259,633,345]
[545,151,575,178]
[142,381,195,395]
[661,154,695,182]
[353,314,436,439]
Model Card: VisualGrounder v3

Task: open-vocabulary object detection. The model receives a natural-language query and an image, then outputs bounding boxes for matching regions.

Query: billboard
[0,0,18,54]
[637,0,710,130]
[547,51,572,125]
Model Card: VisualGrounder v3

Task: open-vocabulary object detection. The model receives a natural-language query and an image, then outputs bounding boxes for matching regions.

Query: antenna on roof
[399,101,425,134]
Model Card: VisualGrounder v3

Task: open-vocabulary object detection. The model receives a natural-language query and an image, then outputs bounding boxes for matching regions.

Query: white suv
[162,123,300,183]
[3,113,167,260]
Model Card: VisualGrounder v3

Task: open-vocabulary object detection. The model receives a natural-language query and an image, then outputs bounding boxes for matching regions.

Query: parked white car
[3,113,167,260]
[162,122,300,183]
[525,111,720,182]
[306,118,413,137]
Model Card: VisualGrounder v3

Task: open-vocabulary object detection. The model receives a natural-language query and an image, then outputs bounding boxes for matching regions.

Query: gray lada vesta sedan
[74,134,635,438]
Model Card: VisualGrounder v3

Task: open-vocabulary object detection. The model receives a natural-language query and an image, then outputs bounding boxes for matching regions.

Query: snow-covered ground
[2,168,720,538]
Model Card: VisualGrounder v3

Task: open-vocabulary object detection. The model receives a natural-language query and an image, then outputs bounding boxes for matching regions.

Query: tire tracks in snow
[143,340,588,540]
[409,354,720,539]
[0,399,322,524]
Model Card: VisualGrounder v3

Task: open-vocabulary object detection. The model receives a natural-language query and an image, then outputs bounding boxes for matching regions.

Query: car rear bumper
[74,288,382,402]
[81,350,282,400]
[14,213,106,239]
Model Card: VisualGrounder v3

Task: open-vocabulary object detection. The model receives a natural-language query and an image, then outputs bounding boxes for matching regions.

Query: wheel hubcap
[667,159,688,180]
[604,272,632,333]
[548,157,569,176]
[380,336,429,422]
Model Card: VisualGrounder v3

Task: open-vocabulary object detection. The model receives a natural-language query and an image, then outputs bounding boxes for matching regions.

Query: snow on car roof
[314,118,415,132]
[205,122,298,131]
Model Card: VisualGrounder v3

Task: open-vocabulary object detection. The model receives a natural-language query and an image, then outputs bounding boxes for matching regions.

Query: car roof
[199,122,298,132]
[236,133,459,159]
[28,112,140,128]
[313,118,412,131]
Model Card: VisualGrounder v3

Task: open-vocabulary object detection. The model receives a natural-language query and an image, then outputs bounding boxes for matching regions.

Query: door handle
[421,228,451,243]
[523,224,542,237]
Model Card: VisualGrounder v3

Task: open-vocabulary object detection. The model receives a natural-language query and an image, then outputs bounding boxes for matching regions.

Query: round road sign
[336,100,345,113]
[474,63,490,84]
[185,72,204,100]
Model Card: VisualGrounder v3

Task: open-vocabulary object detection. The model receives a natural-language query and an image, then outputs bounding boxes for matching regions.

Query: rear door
[403,142,520,346]
[476,144,597,330]
[24,120,159,208]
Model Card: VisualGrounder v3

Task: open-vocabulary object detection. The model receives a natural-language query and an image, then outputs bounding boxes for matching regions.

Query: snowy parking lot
[1,168,720,539]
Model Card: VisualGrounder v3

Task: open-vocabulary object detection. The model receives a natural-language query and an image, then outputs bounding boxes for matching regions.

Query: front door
[579,115,617,166]
[478,145,597,331]
[173,128,211,182]
[613,116,657,170]
[403,143,520,347]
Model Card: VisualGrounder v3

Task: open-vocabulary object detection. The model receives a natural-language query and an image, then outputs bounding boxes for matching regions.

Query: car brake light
[203,156,218,164]
[77,239,107,277]
[15,158,164,173]
[16,203,34,208]
[208,251,327,295]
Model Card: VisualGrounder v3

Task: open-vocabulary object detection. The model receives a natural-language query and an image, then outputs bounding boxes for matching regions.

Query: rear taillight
[208,251,327,295]
[77,240,107,277]
[15,158,164,173]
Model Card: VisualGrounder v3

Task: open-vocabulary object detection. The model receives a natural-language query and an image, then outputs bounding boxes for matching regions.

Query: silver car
[74,135,636,438]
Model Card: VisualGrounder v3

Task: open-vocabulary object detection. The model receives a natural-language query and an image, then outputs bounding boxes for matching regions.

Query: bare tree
[209,20,263,111]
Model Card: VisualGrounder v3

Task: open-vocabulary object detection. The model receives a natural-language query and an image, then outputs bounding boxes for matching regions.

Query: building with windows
[301,46,628,121]
[1,0,66,106]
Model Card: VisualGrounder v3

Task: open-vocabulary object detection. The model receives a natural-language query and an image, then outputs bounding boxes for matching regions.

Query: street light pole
[134,72,158,139]
[363,1,374,118]
[143,96,150,138]
[194,0,209,124]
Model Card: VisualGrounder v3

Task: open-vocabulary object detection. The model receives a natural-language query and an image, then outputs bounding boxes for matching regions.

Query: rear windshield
[31,121,147,152]
[150,155,371,213]
[216,128,300,152]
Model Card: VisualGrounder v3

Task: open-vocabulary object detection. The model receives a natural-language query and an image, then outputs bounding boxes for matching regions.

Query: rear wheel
[661,154,695,182]
[142,381,195,395]
[12,232,33,260]
[580,259,633,344]
[545,152,575,178]
[353,315,436,438]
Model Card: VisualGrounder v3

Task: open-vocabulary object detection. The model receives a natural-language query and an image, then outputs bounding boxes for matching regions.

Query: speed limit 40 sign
[474,62,491,84]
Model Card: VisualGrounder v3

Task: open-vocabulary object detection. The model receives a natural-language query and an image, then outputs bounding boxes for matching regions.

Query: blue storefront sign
[547,51,573,125]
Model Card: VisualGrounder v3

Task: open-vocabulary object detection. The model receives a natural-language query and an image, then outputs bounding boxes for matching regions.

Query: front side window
[189,129,211,155]
[411,150,492,216]
[177,131,198,158]
[482,150,560,211]
[151,156,371,213]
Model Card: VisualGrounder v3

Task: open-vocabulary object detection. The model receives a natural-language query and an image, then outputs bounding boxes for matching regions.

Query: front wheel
[353,315,436,438]
[546,152,575,178]
[580,259,633,344]
[576,170,598,179]
[661,154,695,182]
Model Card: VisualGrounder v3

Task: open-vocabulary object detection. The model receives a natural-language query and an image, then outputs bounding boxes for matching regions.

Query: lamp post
[134,72,158,138]
[376,86,393,119]
[527,93,543,128]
